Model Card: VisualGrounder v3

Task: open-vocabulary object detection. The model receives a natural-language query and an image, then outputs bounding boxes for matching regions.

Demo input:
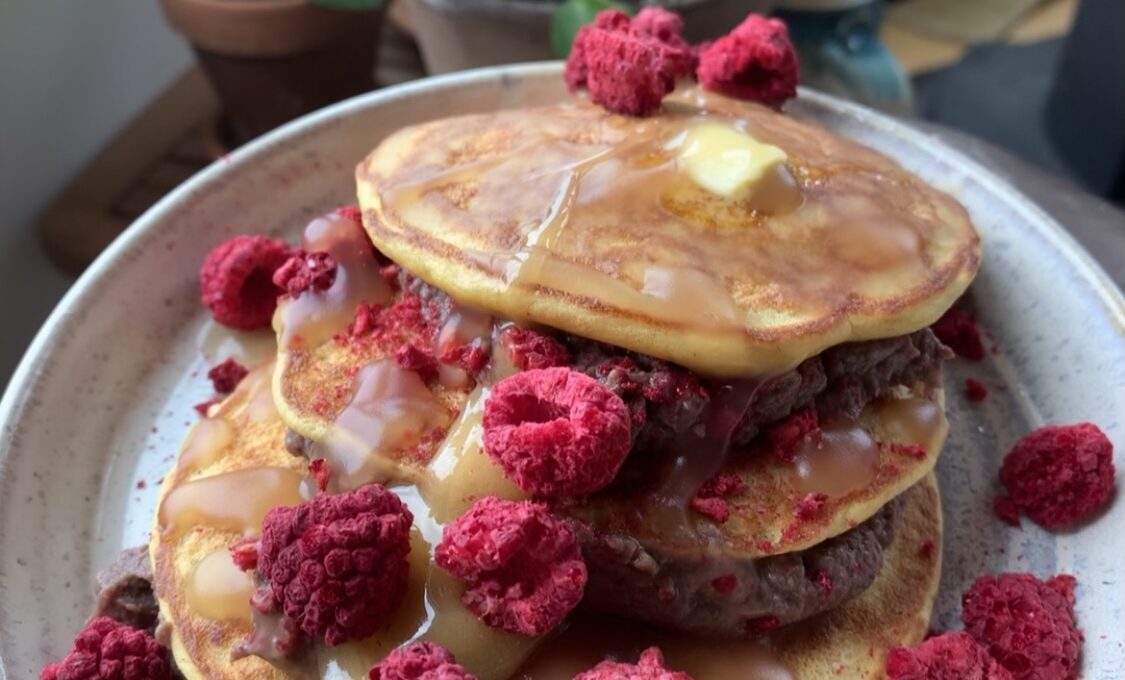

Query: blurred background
[0,0,1122,387]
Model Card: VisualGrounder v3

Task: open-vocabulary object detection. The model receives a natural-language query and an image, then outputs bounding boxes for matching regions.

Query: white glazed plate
[1,64,1123,678]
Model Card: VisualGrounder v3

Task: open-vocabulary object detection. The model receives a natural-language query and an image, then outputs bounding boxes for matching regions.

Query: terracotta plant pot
[404,0,772,75]
[160,0,385,144]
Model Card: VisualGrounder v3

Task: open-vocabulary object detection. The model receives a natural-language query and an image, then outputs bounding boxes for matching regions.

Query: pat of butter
[678,122,789,199]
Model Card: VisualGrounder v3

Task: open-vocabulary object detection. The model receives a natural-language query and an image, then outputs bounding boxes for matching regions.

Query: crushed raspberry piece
[573,646,693,680]
[711,573,737,594]
[696,14,799,107]
[795,492,828,520]
[272,249,338,297]
[766,408,819,461]
[335,205,362,224]
[565,9,694,115]
[931,308,985,360]
[207,358,248,394]
[369,641,477,680]
[886,631,1012,680]
[39,616,172,680]
[395,343,438,383]
[308,458,331,494]
[252,484,413,647]
[993,495,1021,527]
[961,573,1082,680]
[193,397,221,417]
[498,326,570,371]
[483,367,632,496]
[966,377,989,402]
[890,442,927,459]
[230,537,259,571]
[998,423,1115,528]
[200,234,292,330]
[745,615,780,636]
[435,497,586,636]
[690,472,745,523]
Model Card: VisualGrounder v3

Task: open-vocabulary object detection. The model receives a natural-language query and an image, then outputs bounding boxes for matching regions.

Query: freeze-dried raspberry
[993,495,1021,527]
[207,358,248,394]
[931,308,985,360]
[194,397,221,417]
[483,367,632,496]
[273,249,338,297]
[369,641,477,680]
[39,616,172,680]
[961,573,1082,680]
[395,343,438,383]
[795,492,828,520]
[573,646,692,680]
[966,377,989,402]
[565,9,694,115]
[696,14,799,107]
[745,615,780,636]
[711,573,737,594]
[498,326,570,371]
[251,484,413,647]
[890,442,927,459]
[434,497,586,636]
[690,472,745,523]
[230,537,259,571]
[998,423,1115,528]
[887,631,1012,680]
[200,234,292,330]
[766,407,819,461]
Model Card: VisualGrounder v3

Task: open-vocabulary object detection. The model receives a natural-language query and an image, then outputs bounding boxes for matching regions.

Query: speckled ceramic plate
[1,64,1123,679]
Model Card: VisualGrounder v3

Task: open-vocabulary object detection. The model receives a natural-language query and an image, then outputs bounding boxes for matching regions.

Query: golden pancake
[356,87,981,376]
[155,357,941,680]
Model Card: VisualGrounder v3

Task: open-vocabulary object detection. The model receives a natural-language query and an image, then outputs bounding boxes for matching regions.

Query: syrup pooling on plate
[158,467,304,537]
[186,549,255,623]
[279,213,394,348]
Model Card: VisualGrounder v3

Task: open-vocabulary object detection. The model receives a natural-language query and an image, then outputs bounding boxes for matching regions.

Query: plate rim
[2,61,1124,676]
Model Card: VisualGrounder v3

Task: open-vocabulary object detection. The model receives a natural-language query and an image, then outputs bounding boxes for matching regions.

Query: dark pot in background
[160,0,385,145]
[405,0,771,75]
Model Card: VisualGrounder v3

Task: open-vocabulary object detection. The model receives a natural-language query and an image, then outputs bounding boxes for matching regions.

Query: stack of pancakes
[151,85,979,679]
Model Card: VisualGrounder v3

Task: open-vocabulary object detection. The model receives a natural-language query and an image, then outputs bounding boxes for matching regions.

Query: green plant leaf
[550,0,631,59]
[308,0,386,11]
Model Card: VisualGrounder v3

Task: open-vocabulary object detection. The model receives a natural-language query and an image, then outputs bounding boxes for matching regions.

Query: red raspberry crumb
[252,484,413,647]
[200,235,292,330]
[207,358,248,394]
[890,442,928,459]
[565,9,694,116]
[272,249,338,297]
[193,397,221,417]
[920,539,937,559]
[795,492,828,520]
[690,472,746,523]
[335,205,362,224]
[395,343,438,383]
[966,377,989,402]
[573,646,693,680]
[886,631,1012,680]
[998,422,1115,528]
[766,408,819,462]
[711,573,737,594]
[435,496,586,636]
[369,641,477,680]
[230,537,259,571]
[815,569,833,596]
[993,495,1021,527]
[696,14,799,107]
[308,458,331,494]
[961,573,1082,680]
[498,326,570,371]
[483,367,632,496]
[745,615,780,636]
[39,616,172,680]
[931,308,985,360]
